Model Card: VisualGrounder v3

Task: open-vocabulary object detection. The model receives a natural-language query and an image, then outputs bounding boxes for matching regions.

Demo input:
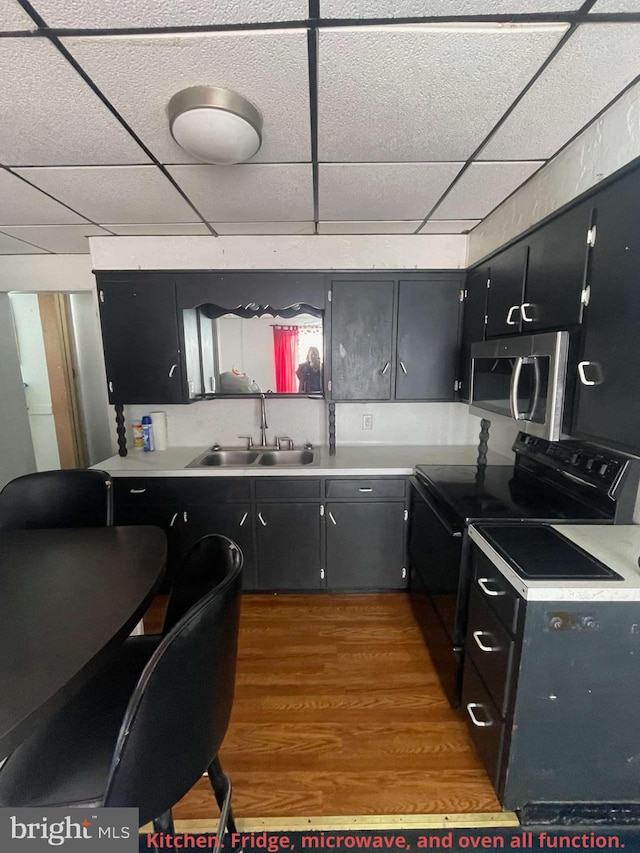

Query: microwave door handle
[527,357,541,418]
[509,357,524,420]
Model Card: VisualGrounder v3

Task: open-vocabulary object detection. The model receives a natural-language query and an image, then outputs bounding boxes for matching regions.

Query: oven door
[408,476,465,707]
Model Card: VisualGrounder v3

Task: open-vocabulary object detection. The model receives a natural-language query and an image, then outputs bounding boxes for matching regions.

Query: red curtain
[273,326,299,393]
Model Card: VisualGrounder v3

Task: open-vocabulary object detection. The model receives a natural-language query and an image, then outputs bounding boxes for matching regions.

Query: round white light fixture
[167,86,263,165]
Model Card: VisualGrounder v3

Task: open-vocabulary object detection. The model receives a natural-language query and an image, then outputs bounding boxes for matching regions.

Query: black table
[0,525,166,757]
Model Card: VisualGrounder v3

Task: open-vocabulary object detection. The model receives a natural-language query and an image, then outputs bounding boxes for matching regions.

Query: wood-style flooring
[144,593,503,820]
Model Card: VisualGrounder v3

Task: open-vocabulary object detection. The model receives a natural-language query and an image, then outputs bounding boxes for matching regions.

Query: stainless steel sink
[186,446,316,468]
[258,449,315,466]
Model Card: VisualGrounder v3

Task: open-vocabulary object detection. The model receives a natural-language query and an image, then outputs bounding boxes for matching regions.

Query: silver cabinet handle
[506,305,520,325]
[466,702,492,728]
[358,487,373,492]
[168,364,177,378]
[129,488,146,494]
[239,511,248,527]
[577,361,597,386]
[381,361,390,375]
[520,302,534,323]
[473,631,497,653]
[183,511,188,523]
[328,511,337,525]
[108,381,114,393]
[169,512,179,527]
[399,360,407,375]
[478,577,505,597]
[258,512,267,527]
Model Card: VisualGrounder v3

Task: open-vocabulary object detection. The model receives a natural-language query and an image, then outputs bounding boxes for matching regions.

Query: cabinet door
[395,279,462,401]
[572,172,640,453]
[113,501,184,592]
[330,279,395,400]
[485,243,528,338]
[326,502,406,590]
[524,200,592,331]
[460,267,489,401]
[184,503,256,590]
[256,503,322,590]
[97,277,183,404]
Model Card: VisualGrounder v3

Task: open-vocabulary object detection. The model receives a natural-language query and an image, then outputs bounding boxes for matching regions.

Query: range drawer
[466,587,515,716]
[254,478,321,500]
[473,550,520,634]
[462,657,505,790]
[114,477,250,504]
[325,478,406,499]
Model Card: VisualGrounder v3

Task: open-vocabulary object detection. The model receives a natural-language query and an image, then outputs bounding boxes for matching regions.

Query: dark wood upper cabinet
[524,200,592,332]
[460,266,489,401]
[484,242,528,338]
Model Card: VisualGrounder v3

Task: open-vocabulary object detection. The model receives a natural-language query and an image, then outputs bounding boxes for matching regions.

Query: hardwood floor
[144,593,503,820]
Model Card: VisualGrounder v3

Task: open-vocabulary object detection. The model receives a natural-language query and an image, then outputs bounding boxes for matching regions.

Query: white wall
[469,79,640,265]
[0,255,95,293]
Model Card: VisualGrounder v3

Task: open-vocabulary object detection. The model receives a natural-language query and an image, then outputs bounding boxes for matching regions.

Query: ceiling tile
[13,166,199,223]
[318,24,568,162]
[167,164,314,221]
[321,1,582,15]
[0,170,89,225]
[0,38,150,166]
[0,224,110,252]
[481,24,640,160]
[104,223,211,235]
[63,31,311,164]
[432,161,543,219]
[590,1,640,10]
[32,0,308,28]
[0,0,36,29]
[319,163,463,220]
[418,219,481,233]
[0,232,48,254]
[318,221,423,234]
[211,222,316,235]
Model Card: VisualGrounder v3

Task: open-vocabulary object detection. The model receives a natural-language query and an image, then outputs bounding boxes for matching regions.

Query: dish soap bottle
[141,415,155,452]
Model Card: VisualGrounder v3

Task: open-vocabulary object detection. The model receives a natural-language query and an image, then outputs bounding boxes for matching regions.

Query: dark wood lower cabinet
[184,502,256,590]
[256,502,323,590]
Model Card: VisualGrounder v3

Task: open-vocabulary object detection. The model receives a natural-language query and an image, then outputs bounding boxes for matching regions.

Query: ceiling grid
[0,0,637,252]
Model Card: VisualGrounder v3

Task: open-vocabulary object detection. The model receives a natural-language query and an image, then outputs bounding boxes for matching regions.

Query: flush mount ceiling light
[167,86,263,165]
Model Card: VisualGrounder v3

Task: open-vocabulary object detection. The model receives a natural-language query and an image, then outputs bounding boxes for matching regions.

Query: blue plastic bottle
[141,415,155,452]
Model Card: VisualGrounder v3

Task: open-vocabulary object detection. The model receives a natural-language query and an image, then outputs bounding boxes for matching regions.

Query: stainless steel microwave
[469,331,569,441]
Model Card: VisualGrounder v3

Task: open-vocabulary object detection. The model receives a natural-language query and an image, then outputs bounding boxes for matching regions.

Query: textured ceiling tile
[318,221,423,234]
[167,164,314,221]
[418,219,481,233]
[318,25,568,162]
[0,0,36,29]
[321,1,582,17]
[432,161,543,219]
[0,224,110,252]
[590,0,640,11]
[13,166,199,223]
[481,23,640,160]
[211,222,316,235]
[0,232,48,254]
[0,170,89,225]
[0,38,149,166]
[32,0,308,28]
[63,32,311,164]
[319,163,463,220]
[105,223,211,235]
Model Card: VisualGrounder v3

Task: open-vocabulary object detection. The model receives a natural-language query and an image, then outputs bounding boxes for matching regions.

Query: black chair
[0,551,243,836]
[0,468,113,530]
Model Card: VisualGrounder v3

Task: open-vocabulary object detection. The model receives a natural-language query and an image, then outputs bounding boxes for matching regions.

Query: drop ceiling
[0,0,639,254]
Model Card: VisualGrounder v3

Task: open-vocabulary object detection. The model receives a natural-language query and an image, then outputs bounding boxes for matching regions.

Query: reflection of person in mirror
[296,346,323,393]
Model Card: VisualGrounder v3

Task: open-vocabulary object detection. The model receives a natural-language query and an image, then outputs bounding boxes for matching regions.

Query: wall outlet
[362,413,373,430]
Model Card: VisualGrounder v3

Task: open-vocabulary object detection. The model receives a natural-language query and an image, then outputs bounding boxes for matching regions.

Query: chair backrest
[103,557,242,826]
[0,469,113,530]
[163,533,244,634]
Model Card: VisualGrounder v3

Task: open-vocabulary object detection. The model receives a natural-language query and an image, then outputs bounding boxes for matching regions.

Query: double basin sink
[187,446,316,468]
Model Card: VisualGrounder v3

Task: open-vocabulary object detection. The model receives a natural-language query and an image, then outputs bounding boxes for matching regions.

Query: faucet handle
[275,436,294,450]
[238,435,254,449]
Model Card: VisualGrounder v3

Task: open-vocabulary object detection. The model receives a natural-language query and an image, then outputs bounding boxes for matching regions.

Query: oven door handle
[509,356,525,420]
[410,477,462,538]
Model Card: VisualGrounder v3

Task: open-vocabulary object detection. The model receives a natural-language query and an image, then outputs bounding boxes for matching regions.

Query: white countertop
[469,523,640,602]
[93,444,513,478]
